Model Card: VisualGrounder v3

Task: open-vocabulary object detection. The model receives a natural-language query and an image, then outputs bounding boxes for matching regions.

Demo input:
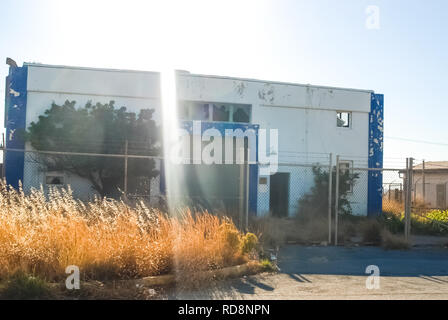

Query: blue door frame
[160,120,259,215]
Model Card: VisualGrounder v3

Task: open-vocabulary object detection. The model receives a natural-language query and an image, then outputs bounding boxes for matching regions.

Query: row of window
[179,101,352,128]
[178,102,251,123]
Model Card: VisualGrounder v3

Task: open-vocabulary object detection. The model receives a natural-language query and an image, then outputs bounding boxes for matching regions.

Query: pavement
[166,245,448,300]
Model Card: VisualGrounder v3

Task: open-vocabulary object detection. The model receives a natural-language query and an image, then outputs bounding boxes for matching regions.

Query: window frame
[336,111,352,128]
[179,100,252,123]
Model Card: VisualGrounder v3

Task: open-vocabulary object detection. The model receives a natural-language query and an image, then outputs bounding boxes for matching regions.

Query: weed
[259,259,276,272]
[0,271,52,300]
[381,230,410,250]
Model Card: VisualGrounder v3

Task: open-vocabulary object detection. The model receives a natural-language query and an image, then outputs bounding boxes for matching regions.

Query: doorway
[270,172,290,217]
[436,184,446,208]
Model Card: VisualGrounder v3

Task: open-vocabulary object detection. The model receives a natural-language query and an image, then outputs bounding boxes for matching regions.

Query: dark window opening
[337,111,351,128]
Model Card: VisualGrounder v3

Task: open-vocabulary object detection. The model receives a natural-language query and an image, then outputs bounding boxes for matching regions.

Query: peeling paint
[5,65,28,189]
[258,83,275,104]
[8,129,15,141]
[367,93,384,216]
[9,88,20,97]
[233,81,246,98]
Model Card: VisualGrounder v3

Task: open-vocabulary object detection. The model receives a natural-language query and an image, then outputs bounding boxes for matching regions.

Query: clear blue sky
[1,0,447,167]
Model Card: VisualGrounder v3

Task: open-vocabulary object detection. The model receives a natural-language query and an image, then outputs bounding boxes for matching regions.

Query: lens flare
[160,69,184,215]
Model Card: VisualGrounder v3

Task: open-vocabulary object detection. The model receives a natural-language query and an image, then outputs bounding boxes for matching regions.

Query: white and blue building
[4,61,384,216]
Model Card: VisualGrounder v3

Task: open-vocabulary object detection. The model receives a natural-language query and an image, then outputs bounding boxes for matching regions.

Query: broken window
[213,104,230,121]
[189,103,210,121]
[232,105,251,123]
[179,101,251,123]
[337,112,351,128]
[45,175,64,185]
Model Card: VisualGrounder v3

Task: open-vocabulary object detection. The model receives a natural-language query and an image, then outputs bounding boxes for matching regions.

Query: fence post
[334,155,340,246]
[408,158,414,239]
[124,140,128,200]
[239,147,245,230]
[328,153,333,245]
[1,133,5,179]
[422,159,426,205]
[404,157,413,241]
[245,147,250,231]
[404,158,409,240]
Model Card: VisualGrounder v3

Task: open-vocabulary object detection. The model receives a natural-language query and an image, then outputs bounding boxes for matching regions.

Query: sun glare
[161,68,183,214]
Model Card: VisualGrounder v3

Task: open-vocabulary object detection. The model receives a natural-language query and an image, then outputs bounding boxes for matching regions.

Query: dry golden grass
[383,197,430,216]
[382,198,405,215]
[0,181,251,282]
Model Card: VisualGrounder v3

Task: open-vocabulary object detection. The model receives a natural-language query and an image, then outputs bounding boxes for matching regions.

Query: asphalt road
[279,245,448,276]
[167,245,448,299]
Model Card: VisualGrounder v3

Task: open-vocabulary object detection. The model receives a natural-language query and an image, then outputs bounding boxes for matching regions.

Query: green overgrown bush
[379,212,404,234]
[297,166,359,218]
[240,233,258,255]
[380,210,448,236]
[0,271,52,300]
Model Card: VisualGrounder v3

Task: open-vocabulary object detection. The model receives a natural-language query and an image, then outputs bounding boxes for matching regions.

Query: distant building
[411,161,448,209]
[4,60,384,216]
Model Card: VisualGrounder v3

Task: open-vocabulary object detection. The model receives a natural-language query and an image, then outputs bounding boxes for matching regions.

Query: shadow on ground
[165,245,448,299]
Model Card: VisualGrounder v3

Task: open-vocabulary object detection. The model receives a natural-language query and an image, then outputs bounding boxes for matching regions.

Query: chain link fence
[3,147,448,243]
[11,148,162,205]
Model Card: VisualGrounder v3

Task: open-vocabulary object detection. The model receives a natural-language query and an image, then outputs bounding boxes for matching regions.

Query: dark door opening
[436,184,446,209]
[270,172,290,217]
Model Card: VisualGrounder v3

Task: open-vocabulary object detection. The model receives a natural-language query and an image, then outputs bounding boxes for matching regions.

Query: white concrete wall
[177,74,372,216]
[23,65,162,201]
[23,64,372,215]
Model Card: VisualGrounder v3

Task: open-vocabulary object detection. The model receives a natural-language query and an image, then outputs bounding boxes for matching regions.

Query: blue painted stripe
[367,93,384,216]
[5,66,28,189]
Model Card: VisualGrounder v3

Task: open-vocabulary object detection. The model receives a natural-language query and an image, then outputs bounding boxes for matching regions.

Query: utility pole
[404,157,413,241]
[124,140,128,200]
[239,147,245,230]
[408,157,414,239]
[422,160,426,205]
[334,155,340,246]
[404,158,409,240]
[328,153,333,245]
[245,148,250,231]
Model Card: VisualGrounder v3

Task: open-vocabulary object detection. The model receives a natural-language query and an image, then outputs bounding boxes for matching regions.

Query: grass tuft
[0,271,52,300]
[259,259,276,272]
